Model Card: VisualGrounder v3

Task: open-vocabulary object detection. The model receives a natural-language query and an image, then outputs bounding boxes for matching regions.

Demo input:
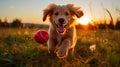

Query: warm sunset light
[77,16,92,25]
[0,0,119,24]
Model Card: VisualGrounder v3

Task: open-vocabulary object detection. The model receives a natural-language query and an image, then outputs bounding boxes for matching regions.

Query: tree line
[0,18,24,28]
[76,19,120,30]
[0,18,120,30]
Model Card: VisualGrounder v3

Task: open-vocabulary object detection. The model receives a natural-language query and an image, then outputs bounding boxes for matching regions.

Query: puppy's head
[43,3,84,34]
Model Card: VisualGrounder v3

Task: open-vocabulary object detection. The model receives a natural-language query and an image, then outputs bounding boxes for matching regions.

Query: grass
[0,28,120,67]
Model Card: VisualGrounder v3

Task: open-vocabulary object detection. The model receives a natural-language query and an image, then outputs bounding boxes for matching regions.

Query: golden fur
[43,3,83,58]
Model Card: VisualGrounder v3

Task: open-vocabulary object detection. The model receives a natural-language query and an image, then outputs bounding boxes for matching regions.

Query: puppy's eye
[54,12,59,16]
[65,12,69,16]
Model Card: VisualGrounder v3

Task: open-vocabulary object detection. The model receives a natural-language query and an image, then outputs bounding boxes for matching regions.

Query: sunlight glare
[77,16,92,25]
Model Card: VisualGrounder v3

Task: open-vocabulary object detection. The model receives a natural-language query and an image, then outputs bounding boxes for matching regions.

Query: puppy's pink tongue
[58,26,64,33]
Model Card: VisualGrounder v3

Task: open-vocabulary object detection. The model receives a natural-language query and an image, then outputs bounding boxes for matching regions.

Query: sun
[76,16,92,25]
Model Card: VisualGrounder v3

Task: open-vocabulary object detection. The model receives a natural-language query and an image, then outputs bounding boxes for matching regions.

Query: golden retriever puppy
[43,3,83,58]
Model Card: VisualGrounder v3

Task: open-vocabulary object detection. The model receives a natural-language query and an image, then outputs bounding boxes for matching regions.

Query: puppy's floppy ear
[43,3,57,21]
[67,4,84,18]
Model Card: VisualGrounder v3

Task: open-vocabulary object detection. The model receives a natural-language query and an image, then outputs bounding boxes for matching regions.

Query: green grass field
[0,28,120,67]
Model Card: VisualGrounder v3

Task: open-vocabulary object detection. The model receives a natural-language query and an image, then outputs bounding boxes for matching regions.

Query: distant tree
[11,18,23,28]
[108,21,114,29]
[115,19,120,30]
[115,8,120,30]
[0,19,2,27]
[0,19,1,23]
[97,20,108,29]
[98,24,106,29]
[2,18,9,27]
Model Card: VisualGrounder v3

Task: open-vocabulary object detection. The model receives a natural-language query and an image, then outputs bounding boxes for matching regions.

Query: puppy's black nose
[58,18,65,24]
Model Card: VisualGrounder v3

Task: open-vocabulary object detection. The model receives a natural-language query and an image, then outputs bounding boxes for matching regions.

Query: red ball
[34,30,49,44]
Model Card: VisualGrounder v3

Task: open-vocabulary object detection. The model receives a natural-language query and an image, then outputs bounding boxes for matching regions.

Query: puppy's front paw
[56,48,68,58]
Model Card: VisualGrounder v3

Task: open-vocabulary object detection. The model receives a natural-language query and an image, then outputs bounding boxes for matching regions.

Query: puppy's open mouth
[56,24,66,33]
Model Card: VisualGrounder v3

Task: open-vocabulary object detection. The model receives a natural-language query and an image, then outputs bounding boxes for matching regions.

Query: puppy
[43,3,83,58]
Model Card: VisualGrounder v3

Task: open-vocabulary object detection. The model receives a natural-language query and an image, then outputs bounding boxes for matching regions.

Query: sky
[0,0,120,24]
